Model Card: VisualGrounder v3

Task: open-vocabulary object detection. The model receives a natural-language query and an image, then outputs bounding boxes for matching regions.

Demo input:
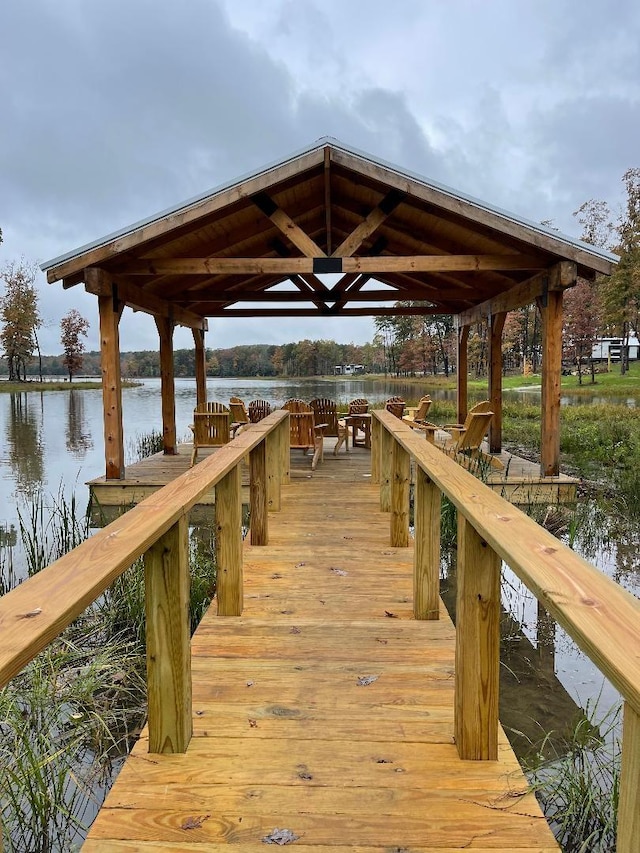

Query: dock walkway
[84,447,559,850]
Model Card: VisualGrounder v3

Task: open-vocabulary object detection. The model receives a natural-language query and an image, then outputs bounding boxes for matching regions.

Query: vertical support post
[618,701,640,853]
[414,467,440,619]
[192,327,207,408]
[155,315,177,455]
[250,439,268,545]
[280,414,290,484]
[455,516,500,760]
[539,288,564,476]
[371,415,381,483]
[144,515,192,753]
[380,424,392,512]
[390,439,410,547]
[488,312,506,453]
[97,279,125,480]
[216,466,243,615]
[457,323,470,426]
[266,429,281,511]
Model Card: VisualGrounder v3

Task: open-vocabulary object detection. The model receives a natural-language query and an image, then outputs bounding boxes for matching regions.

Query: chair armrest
[443,423,464,430]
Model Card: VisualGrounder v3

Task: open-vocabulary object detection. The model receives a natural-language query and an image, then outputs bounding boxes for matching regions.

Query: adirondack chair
[402,395,433,435]
[347,398,371,448]
[385,397,406,419]
[282,399,324,470]
[442,400,493,443]
[441,408,504,470]
[190,402,231,466]
[309,398,348,455]
[248,399,272,423]
[229,396,250,436]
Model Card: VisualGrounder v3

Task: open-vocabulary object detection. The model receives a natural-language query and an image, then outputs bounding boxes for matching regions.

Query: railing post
[266,429,281,511]
[371,415,380,483]
[390,439,410,547]
[455,515,500,760]
[216,466,243,616]
[280,414,290,484]
[380,425,392,512]
[618,701,640,852]
[414,467,440,619]
[144,515,192,753]
[250,439,268,545]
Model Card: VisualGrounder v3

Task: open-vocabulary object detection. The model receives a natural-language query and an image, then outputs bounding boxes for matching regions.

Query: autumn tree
[0,260,41,381]
[563,280,601,384]
[60,309,90,381]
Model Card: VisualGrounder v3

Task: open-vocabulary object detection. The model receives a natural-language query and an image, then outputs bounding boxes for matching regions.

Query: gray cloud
[1,0,637,353]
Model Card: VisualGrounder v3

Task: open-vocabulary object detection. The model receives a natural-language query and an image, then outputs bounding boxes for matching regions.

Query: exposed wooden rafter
[332,190,404,258]
[324,146,332,254]
[251,192,326,258]
[457,262,577,326]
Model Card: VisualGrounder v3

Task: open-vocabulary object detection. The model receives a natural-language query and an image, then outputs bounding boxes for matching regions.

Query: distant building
[591,337,639,362]
[334,364,366,375]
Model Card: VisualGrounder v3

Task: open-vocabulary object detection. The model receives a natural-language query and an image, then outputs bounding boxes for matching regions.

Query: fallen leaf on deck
[375,757,393,764]
[195,710,205,716]
[262,827,301,844]
[330,567,347,576]
[271,573,282,579]
[181,815,210,830]
[246,681,254,687]
[297,765,313,780]
[294,562,306,567]
[376,638,388,644]
[290,626,301,634]
[249,719,258,728]
[357,675,379,686]
[384,610,398,618]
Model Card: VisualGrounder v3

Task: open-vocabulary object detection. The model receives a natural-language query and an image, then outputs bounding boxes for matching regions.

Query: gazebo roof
[42,138,617,329]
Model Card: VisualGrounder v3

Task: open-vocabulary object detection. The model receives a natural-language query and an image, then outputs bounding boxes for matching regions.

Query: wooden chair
[190,402,230,466]
[385,397,406,419]
[309,398,348,455]
[248,399,271,423]
[229,396,250,436]
[441,408,504,470]
[404,395,432,424]
[442,400,493,443]
[347,398,370,449]
[282,399,324,470]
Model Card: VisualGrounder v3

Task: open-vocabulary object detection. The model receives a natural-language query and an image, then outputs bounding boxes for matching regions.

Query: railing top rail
[374,409,640,715]
[0,410,288,689]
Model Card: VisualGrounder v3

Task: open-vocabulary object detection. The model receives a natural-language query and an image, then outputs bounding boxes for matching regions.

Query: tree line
[1,167,638,383]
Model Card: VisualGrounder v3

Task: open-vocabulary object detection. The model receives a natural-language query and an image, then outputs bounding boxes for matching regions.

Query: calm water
[1,377,638,749]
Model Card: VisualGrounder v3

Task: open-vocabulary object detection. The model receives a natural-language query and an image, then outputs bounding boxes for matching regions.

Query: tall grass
[525,701,621,852]
[1,429,220,851]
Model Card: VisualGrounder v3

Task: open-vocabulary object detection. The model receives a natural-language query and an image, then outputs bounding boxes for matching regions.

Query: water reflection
[66,390,93,458]
[6,393,44,497]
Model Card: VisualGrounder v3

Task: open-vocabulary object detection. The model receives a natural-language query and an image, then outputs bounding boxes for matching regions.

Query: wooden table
[346,413,371,449]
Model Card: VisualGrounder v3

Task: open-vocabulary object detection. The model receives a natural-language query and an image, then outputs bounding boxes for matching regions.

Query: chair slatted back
[385,397,406,419]
[348,398,369,415]
[412,395,432,421]
[309,398,340,437]
[455,411,494,452]
[229,397,249,427]
[192,402,230,447]
[248,399,271,423]
[282,399,315,449]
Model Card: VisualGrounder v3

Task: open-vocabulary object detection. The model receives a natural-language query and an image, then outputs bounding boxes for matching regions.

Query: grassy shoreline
[0,380,140,392]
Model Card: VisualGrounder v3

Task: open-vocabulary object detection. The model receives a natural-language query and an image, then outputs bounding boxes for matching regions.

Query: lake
[1,377,638,748]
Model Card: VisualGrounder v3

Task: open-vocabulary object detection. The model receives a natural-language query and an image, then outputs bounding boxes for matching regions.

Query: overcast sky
[1,0,638,355]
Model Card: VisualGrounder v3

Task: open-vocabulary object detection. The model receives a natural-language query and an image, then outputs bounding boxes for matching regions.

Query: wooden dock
[88,438,578,521]
[83,447,559,850]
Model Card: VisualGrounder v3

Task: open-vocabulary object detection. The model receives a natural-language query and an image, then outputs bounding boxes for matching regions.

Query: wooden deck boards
[84,451,559,850]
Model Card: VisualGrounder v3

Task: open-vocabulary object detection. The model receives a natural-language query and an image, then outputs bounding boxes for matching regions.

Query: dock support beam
[94,271,125,480]
[539,286,565,476]
[414,468,440,619]
[155,315,177,455]
[250,440,268,545]
[145,515,192,753]
[216,467,243,616]
[488,312,505,453]
[456,323,470,426]
[455,517,500,760]
[390,441,410,546]
[192,327,207,408]
[618,701,640,853]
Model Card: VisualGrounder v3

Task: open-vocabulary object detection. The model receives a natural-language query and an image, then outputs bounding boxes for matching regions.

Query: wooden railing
[0,411,290,757]
[371,409,640,852]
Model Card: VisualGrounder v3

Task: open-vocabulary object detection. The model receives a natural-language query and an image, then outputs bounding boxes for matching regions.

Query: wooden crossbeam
[457,262,577,325]
[182,289,430,305]
[209,306,453,318]
[84,268,207,330]
[332,190,404,258]
[118,254,546,276]
[251,192,326,258]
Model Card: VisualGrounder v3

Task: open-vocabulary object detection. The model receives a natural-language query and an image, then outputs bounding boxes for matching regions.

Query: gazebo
[42,138,617,481]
